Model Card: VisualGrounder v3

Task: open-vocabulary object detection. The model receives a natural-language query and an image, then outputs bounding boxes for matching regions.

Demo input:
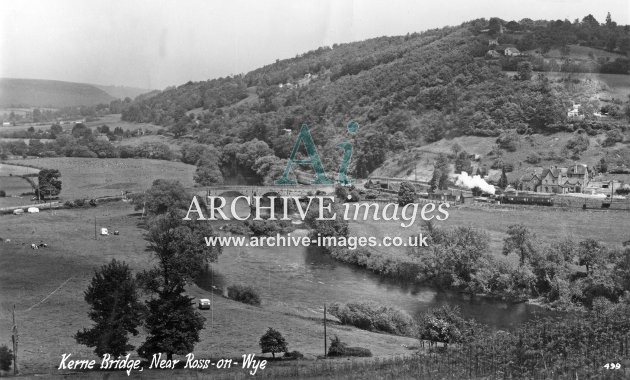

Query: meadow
[0,202,416,375]
[349,202,630,264]
[5,157,196,200]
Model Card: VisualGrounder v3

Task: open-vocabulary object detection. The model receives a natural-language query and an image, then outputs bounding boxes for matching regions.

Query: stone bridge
[205,185,335,198]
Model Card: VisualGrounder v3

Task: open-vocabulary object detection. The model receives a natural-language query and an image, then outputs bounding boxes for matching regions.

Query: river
[195,197,551,330]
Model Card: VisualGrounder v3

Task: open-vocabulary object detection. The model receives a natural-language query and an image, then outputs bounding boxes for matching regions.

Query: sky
[1,0,629,89]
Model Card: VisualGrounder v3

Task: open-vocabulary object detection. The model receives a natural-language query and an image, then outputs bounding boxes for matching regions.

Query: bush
[328,301,416,336]
[223,223,250,235]
[327,336,372,357]
[347,190,360,202]
[0,190,5,197]
[602,129,623,147]
[283,350,304,360]
[525,153,541,164]
[246,220,294,236]
[335,186,349,200]
[397,181,417,206]
[0,344,12,371]
[74,198,86,207]
[64,200,75,208]
[227,284,261,306]
[496,131,520,152]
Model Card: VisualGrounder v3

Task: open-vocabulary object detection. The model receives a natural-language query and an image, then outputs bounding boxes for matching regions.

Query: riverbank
[321,202,630,311]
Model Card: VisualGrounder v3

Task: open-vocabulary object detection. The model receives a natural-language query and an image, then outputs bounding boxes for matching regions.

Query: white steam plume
[455,172,495,195]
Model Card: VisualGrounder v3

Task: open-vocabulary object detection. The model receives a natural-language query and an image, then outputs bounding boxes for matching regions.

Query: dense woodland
[117,14,630,180]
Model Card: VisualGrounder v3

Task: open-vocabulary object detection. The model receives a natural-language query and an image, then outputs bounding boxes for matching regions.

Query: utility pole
[12,305,18,375]
[323,304,327,357]
[94,216,97,240]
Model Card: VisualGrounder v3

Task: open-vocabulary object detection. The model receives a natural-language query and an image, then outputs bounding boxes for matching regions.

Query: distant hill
[0,78,115,108]
[119,15,630,179]
[94,84,155,100]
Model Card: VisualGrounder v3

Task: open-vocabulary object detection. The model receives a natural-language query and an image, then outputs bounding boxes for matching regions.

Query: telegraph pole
[12,305,18,375]
[94,216,97,240]
[323,304,327,357]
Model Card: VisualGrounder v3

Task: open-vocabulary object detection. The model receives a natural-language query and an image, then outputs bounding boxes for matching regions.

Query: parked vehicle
[198,298,211,310]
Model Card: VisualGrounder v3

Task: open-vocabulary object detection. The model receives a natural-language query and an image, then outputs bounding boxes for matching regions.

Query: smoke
[455,172,495,195]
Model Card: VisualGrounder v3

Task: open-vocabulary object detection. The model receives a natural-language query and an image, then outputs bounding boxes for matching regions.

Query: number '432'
[604,363,621,369]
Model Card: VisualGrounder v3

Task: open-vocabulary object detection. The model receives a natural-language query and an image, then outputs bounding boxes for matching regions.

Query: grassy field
[349,202,630,266]
[0,202,417,375]
[0,113,161,134]
[0,175,33,195]
[0,164,40,208]
[115,134,184,153]
[6,157,196,200]
[83,113,162,133]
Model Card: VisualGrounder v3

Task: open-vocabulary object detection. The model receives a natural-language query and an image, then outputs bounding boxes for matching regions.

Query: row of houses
[518,164,629,196]
[519,164,590,194]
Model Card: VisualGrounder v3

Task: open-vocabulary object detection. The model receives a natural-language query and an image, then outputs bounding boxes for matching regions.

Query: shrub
[283,350,304,360]
[0,345,12,371]
[223,223,250,235]
[328,301,416,336]
[227,284,261,306]
[525,153,541,164]
[246,220,293,236]
[74,198,86,207]
[602,129,623,147]
[0,190,5,197]
[335,186,349,200]
[347,190,360,202]
[397,181,417,206]
[327,336,372,357]
[64,200,74,208]
[496,131,520,152]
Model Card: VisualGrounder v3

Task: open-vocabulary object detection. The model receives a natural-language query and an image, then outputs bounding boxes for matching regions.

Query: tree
[138,292,205,361]
[0,345,12,371]
[252,155,287,185]
[132,179,192,216]
[454,151,473,175]
[498,167,508,189]
[418,305,469,348]
[488,17,503,35]
[37,168,62,198]
[517,61,533,81]
[496,131,519,152]
[429,153,450,192]
[503,224,537,266]
[75,259,144,357]
[71,123,92,139]
[398,181,417,206]
[139,214,222,295]
[137,212,222,360]
[577,239,604,275]
[194,159,224,186]
[50,123,63,137]
[598,158,608,173]
[259,328,287,358]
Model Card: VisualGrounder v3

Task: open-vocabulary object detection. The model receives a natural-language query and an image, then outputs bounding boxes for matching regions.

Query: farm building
[504,47,521,56]
[519,164,589,194]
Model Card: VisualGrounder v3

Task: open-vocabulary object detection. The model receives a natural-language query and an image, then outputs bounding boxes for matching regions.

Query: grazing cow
[31,244,38,250]
[38,243,47,248]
